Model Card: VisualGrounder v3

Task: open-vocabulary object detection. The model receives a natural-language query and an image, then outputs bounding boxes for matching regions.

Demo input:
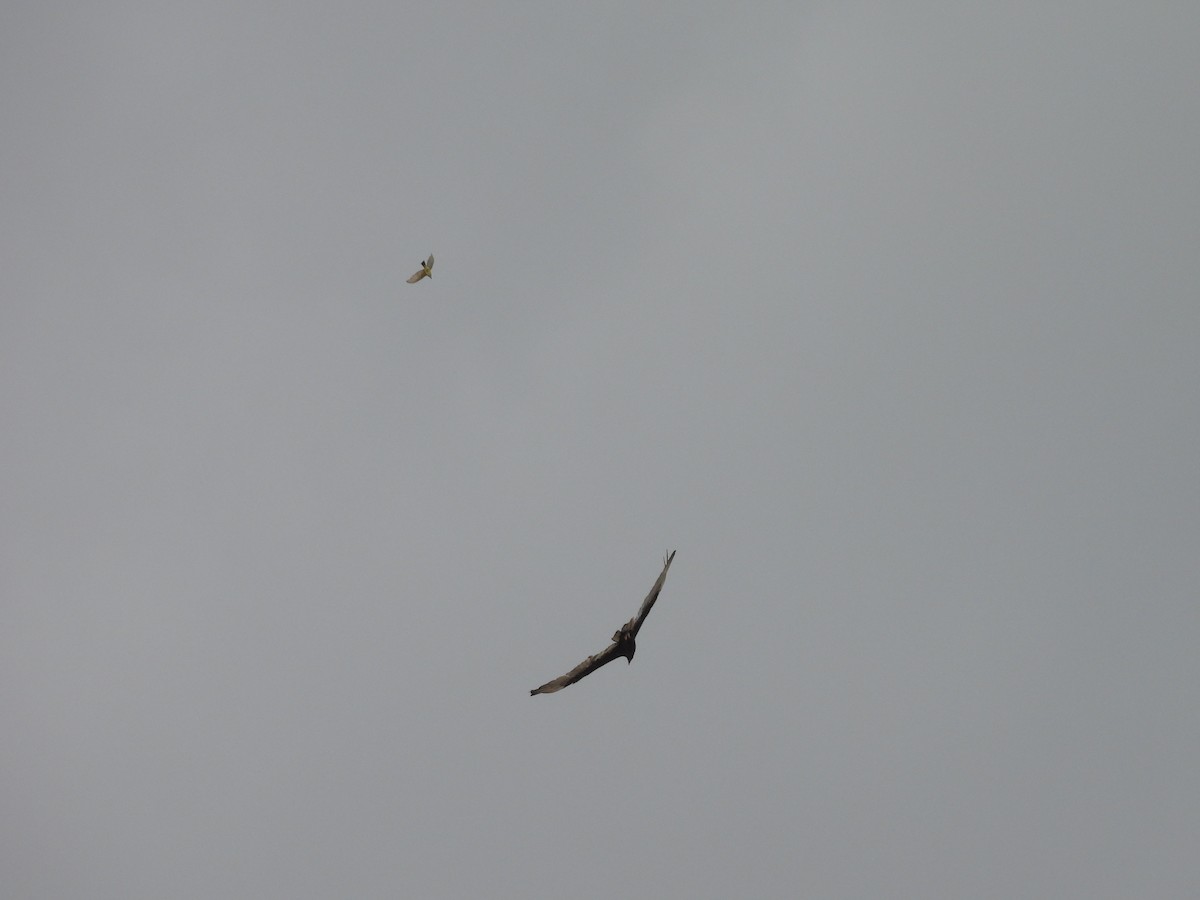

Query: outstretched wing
[425,253,434,271]
[406,268,428,283]
[530,641,623,695]
[622,550,676,639]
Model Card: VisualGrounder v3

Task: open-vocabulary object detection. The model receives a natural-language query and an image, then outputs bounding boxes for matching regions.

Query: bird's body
[530,551,675,695]
[406,254,434,283]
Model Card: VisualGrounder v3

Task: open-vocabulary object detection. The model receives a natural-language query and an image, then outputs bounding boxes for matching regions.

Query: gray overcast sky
[3,3,1198,897]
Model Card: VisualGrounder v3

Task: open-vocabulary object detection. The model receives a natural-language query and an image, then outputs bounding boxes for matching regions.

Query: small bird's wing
[623,550,676,639]
[425,253,434,271]
[530,640,623,695]
[407,267,428,283]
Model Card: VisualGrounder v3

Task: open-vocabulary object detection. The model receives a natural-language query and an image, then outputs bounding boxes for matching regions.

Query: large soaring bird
[406,254,434,283]
[530,551,676,696]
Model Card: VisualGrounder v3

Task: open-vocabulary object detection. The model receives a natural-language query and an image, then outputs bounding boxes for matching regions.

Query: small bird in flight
[407,254,435,283]
[530,551,676,696]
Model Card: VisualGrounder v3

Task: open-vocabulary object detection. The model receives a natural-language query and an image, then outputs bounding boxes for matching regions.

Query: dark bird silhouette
[530,551,676,696]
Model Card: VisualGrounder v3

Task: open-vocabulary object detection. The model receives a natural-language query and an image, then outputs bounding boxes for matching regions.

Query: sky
[2,2,1198,897]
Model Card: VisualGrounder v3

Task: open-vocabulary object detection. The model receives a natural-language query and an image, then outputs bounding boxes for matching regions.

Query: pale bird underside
[406,254,434,283]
